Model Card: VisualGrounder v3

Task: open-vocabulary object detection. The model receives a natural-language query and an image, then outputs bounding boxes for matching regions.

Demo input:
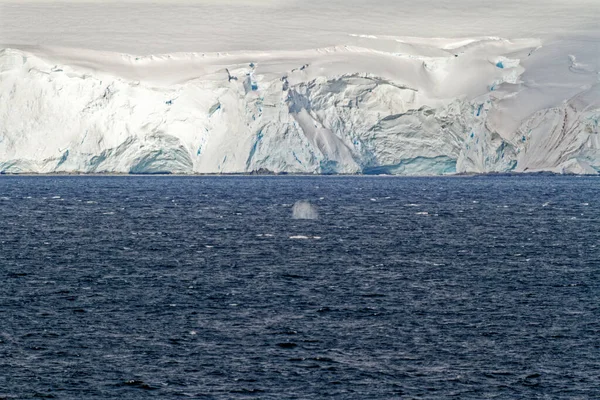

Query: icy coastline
[1,36,598,175]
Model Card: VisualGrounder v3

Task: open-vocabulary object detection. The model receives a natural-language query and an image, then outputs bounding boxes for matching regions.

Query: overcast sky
[1,0,598,54]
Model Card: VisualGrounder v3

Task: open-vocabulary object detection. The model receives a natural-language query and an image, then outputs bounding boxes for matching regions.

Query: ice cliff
[1,36,599,174]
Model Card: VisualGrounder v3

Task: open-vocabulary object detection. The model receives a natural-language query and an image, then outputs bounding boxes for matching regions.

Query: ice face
[0,35,598,175]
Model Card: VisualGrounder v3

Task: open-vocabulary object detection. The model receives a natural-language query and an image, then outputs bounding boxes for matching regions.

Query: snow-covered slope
[0,0,599,174]
[1,36,599,174]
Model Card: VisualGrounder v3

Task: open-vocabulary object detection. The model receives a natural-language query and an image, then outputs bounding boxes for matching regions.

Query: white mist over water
[292,201,318,220]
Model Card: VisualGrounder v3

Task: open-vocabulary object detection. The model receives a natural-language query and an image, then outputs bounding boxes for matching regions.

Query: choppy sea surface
[1,176,599,399]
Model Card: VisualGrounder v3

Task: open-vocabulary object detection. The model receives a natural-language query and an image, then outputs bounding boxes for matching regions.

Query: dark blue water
[1,176,599,399]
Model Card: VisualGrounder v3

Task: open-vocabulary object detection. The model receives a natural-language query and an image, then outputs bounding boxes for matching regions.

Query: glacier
[0,36,599,175]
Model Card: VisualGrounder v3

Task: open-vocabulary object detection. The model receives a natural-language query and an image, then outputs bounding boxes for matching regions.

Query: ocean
[1,176,599,398]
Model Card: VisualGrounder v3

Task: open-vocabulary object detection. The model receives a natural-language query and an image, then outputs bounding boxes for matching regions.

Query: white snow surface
[1,1,600,174]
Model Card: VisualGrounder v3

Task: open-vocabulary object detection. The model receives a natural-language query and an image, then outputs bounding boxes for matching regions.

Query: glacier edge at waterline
[1,36,599,175]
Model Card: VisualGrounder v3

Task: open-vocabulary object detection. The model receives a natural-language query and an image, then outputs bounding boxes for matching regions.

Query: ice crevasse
[0,36,599,175]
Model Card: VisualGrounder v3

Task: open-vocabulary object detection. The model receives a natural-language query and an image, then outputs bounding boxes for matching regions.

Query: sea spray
[292,200,318,220]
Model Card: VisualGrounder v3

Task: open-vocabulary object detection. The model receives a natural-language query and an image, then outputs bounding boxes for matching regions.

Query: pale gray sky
[1,0,598,54]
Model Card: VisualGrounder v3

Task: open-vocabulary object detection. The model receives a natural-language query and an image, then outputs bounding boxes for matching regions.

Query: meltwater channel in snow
[0,0,599,175]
